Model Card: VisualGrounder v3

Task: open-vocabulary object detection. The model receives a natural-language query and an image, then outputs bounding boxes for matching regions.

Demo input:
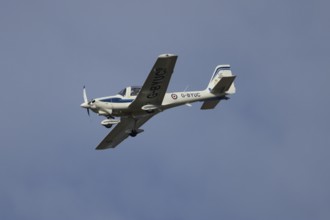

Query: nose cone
[80,102,89,108]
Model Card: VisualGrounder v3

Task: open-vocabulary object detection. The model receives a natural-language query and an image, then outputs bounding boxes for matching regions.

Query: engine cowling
[101,119,120,128]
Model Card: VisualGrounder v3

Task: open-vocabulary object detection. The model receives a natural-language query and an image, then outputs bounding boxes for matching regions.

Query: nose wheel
[105,115,115,128]
[105,124,113,129]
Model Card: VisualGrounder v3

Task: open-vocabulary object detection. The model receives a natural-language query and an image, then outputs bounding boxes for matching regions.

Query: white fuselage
[88,88,220,118]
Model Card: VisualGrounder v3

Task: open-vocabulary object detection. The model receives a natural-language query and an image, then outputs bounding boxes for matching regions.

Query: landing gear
[129,130,138,137]
[101,116,120,128]
[105,116,114,128]
[129,128,144,137]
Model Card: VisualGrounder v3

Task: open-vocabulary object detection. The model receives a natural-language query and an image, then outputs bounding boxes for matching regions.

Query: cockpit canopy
[118,86,141,97]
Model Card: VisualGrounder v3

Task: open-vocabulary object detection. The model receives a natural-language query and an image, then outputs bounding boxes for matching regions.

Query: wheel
[105,124,112,129]
[129,130,137,137]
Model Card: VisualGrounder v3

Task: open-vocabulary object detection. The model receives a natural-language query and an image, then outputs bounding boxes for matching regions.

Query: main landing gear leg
[129,117,145,137]
[129,118,138,137]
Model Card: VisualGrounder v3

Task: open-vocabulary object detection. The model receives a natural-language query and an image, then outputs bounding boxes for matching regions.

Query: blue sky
[1,0,329,219]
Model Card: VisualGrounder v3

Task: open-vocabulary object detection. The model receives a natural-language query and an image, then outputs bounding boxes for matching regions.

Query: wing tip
[95,141,115,150]
[158,53,177,58]
[95,145,115,150]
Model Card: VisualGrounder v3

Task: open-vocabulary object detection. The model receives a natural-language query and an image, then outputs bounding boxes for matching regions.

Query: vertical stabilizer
[207,65,236,94]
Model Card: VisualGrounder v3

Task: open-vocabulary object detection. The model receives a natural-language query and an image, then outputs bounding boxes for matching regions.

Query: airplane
[81,54,236,150]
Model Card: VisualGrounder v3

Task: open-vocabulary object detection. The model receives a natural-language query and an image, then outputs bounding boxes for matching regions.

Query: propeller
[81,86,91,116]
[83,85,88,103]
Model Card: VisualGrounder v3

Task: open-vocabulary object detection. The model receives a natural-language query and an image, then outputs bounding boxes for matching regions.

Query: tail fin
[207,65,236,95]
[201,65,236,110]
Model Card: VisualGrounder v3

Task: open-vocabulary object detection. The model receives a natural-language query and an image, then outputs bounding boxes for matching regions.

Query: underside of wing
[129,54,177,111]
[95,114,155,150]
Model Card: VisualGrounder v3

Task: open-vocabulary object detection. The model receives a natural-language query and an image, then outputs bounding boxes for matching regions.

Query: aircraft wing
[129,54,177,110]
[95,114,155,150]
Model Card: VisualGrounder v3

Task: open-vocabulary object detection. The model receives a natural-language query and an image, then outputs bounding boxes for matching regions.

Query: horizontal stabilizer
[211,76,236,94]
[201,99,221,110]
